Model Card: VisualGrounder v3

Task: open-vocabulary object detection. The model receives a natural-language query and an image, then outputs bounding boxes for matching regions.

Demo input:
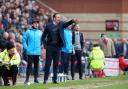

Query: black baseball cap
[31,20,39,24]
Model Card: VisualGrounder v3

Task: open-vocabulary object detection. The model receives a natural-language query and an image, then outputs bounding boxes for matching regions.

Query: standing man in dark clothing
[42,13,76,84]
[71,23,84,80]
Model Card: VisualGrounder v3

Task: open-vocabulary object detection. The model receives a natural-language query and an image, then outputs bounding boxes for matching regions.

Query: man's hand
[72,18,78,23]
[72,49,75,55]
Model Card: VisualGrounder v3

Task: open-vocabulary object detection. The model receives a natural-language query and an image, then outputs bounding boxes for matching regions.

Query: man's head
[73,23,80,31]
[121,38,127,44]
[32,20,39,28]
[53,13,61,24]
[93,44,100,47]
[6,41,15,57]
[3,32,9,40]
[9,32,15,43]
[100,33,107,40]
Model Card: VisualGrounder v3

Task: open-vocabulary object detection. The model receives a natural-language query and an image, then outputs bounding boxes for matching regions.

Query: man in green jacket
[0,41,20,86]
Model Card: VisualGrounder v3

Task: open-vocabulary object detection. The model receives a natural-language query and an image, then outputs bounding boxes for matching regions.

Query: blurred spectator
[2,15,9,31]
[0,32,9,52]
[83,40,93,77]
[8,32,16,45]
[16,35,23,55]
[112,39,121,58]
[120,38,128,59]
[99,34,115,58]
[0,22,4,36]
[0,0,47,35]
[83,40,93,57]
[39,48,46,74]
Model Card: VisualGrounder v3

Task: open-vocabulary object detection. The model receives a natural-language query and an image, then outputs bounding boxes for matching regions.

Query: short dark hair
[71,23,78,29]
[93,44,100,47]
[100,33,105,38]
[119,53,124,57]
[53,13,59,19]
[6,41,14,50]
[31,20,39,24]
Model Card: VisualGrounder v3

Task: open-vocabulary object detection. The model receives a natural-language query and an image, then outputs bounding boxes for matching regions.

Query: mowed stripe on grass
[0,75,128,89]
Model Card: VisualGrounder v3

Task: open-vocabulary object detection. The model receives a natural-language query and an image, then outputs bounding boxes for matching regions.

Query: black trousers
[26,55,39,81]
[59,52,71,75]
[1,65,18,85]
[44,46,60,82]
[71,50,83,79]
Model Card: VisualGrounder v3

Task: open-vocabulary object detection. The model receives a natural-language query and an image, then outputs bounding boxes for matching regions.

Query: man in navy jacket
[42,13,76,84]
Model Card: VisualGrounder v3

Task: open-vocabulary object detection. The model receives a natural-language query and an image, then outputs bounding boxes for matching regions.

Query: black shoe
[66,76,70,80]
[13,82,16,85]
[34,79,39,83]
[4,82,10,86]
[79,77,83,80]
[72,77,74,80]
[53,81,58,84]
[43,80,47,84]
[24,80,31,85]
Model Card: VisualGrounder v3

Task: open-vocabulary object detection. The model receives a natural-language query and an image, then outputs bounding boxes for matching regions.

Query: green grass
[94,83,128,89]
[0,75,128,89]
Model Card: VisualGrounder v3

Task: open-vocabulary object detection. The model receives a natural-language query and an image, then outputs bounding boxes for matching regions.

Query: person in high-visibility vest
[0,41,20,86]
[89,44,105,74]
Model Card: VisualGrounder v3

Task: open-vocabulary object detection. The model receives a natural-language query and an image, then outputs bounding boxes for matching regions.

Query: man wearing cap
[0,41,20,86]
[22,20,43,84]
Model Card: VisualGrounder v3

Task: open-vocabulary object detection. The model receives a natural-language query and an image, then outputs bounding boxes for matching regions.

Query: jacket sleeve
[0,50,6,62]
[72,31,75,44]
[63,20,75,28]
[22,31,29,50]
[10,51,21,66]
[80,33,84,50]
[41,25,48,47]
